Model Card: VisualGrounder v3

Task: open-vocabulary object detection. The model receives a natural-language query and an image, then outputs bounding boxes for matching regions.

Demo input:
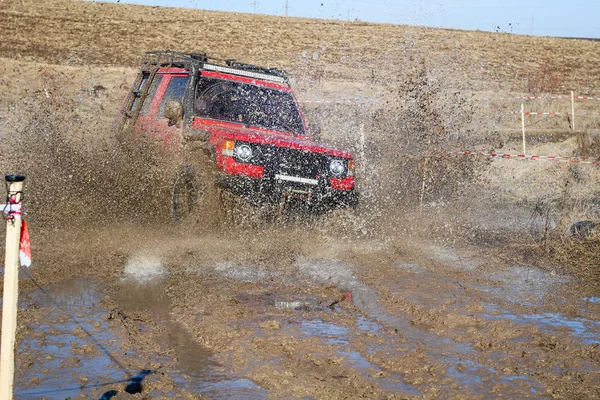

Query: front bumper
[215,172,358,210]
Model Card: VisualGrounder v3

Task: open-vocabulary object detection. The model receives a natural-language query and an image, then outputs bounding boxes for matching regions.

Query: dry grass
[511,234,600,291]
[0,0,599,93]
[548,237,600,284]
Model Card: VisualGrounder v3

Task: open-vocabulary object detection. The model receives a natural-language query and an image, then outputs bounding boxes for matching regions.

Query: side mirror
[164,100,183,126]
[308,122,322,141]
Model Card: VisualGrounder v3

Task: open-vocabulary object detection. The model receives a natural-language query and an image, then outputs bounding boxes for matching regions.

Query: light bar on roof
[203,63,286,84]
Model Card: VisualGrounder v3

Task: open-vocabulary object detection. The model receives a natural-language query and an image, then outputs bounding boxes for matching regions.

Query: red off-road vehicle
[116,51,357,222]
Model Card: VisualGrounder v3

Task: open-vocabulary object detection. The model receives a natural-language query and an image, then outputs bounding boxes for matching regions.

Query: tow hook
[278,188,312,213]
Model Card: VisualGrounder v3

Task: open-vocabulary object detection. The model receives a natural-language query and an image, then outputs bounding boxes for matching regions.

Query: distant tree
[527,61,560,95]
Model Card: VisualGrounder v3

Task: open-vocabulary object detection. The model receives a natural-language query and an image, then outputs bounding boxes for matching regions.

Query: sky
[101,0,600,39]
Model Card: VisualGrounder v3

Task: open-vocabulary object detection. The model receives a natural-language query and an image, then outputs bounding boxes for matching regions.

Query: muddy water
[15,279,127,399]
[292,317,420,395]
[295,259,546,396]
[483,303,600,346]
[115,277,268,398]
[9,227,600,398]
[287,251,600,397]
[15,276,267,399]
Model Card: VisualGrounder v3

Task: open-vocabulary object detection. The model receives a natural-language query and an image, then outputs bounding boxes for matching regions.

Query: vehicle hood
[192,118,353,159]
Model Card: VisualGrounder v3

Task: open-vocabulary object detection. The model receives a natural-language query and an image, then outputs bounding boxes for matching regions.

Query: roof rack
[142,50,289,85]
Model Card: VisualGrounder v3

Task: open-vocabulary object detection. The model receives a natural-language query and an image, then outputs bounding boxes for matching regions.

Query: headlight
[329,159,346,177]
[234,144,253,162]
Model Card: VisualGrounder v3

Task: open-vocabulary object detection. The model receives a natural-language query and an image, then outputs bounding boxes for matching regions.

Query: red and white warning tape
[455,151,600,165]
[477,95,600,102]
[20,220,32,267]
[1,201,32,267]
[1,201,21,218]
[575,96,600,101]
[512,110,600,116]
[299,98,381,104]
[300,94,599,105]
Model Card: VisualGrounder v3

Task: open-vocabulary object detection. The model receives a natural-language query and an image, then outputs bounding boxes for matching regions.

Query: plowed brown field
[2,0,599,92]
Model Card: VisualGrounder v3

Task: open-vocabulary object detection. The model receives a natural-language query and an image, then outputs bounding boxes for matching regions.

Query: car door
[134,72,189,146]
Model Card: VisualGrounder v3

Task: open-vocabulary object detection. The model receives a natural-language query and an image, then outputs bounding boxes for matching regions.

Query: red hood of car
[192,118,353,159]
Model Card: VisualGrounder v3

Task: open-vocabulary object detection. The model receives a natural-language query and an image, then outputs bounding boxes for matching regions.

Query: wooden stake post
[419,138,431,210]
[571,91,576,131]
[0,174,26,400]
[521,102,526,154]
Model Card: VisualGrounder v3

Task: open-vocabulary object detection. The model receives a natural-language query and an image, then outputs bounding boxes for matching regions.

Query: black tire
[171,164,201,223]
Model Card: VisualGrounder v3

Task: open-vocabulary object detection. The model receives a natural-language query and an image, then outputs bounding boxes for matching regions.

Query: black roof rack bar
[142,50,289,84]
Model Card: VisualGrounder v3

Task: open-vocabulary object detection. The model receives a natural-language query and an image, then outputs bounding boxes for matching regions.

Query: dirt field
[1,0,600,398]
[2,0,600,92]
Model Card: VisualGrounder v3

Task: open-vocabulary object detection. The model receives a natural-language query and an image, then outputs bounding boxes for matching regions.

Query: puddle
[475,266,569,306]
[15,279,134,399]
[294,316,542,396]
[114,280,268,398]
[583,297,600,303]
[356,315,381,334]
[295,319,420,395]
[483,303,600,345]
[296,258,545,395]
[15,278,267,399]
[299,320,351,346]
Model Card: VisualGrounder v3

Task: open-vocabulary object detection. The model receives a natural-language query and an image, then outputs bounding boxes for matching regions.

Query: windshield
[195,77,305,136]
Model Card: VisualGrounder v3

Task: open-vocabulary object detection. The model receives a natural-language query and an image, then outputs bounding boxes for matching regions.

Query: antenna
[253,0,257,13]
[530,13,534,35]
[285,0,288,17]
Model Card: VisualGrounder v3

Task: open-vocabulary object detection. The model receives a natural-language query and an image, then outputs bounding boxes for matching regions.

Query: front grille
[242,144,328,181]
[271,146,322,179]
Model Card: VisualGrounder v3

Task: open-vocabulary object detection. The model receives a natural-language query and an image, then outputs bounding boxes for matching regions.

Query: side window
[158,76,189,118]
[139,75,163,116]
[129,74,148,112]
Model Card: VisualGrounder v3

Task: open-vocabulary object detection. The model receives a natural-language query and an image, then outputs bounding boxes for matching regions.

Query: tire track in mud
[294,257,546,397]
[15,273,272,398]
[349,242,600,398]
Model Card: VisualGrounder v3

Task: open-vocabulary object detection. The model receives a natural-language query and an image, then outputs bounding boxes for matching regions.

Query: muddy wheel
[171,164,200,223]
